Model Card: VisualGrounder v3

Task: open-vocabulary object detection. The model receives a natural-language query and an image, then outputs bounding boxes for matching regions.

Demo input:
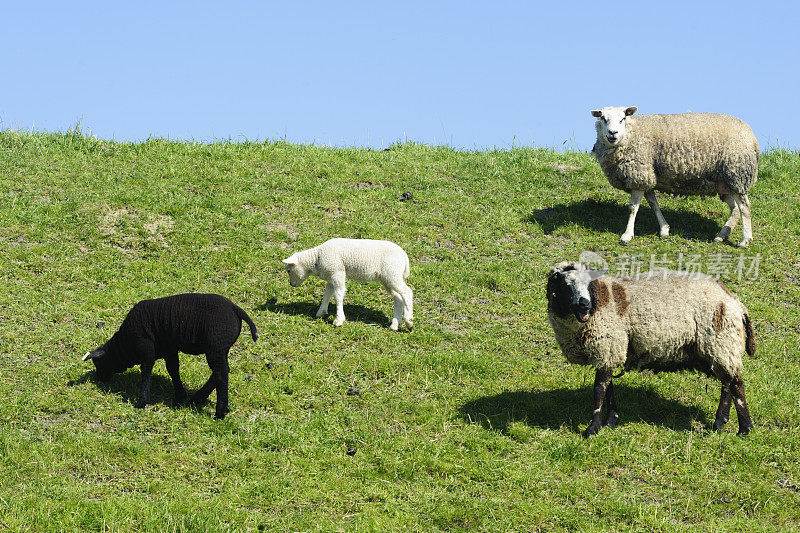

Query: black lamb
[83,293,258,419]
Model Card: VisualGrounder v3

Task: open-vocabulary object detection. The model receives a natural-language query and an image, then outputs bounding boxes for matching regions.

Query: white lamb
[282,238,413,330]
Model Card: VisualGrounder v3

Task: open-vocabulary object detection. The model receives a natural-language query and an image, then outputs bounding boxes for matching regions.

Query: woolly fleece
[593,112,759,196]
[548,265,751,380]
[283,238,413,330]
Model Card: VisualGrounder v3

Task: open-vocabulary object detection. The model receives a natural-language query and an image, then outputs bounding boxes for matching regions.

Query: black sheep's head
[546,261,602,323]
[82,340,129,381]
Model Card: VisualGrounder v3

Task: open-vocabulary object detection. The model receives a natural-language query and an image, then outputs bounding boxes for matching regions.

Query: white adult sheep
[546,261,755,437]
[282,238,413,330]
[591,106,759,247]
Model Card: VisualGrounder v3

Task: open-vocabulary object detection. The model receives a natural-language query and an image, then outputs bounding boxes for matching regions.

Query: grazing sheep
[83,293,258,419]
[591,106,759,247]
[282,238,413,330]
[546,261,755,437]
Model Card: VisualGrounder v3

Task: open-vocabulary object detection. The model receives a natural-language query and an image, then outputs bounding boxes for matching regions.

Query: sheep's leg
[584,368,613,437]
[401,284,414,329]
[712,381,733,431]
[192,352,231,419]
[603,378,619,429]
[331,273,347,327]
[190,356,218,408]
[135,360,155,409]
[714,194,741,244]
[133,341,156,409]
[191,376,215,408]
[388,289,403,331]
[386,278,414,331]
[164,352,188,405]
[734,194,753,248]
[316,284,333,318]
[644,190,670,238]
[729,371,754,435]
[209,352,231,420]
[620,190,644,245]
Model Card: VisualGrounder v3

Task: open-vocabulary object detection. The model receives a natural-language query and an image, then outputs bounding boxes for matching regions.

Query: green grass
[1,129,799,531]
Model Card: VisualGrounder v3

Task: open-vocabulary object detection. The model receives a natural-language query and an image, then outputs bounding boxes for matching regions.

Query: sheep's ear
[82,348,106,361]
[281,257,296,266]
[624,106,638,116]
[591,109,603,118]
[549,262,572,278]
[551,261,579,275]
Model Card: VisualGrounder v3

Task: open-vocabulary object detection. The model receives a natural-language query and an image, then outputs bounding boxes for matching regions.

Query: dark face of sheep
[547,264,594,323]
[83,339,133,382]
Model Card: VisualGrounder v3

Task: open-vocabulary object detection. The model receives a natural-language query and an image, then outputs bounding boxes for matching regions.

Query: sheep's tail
[233,304,258,342]
[403,251,410,280]
[743,312,755,356]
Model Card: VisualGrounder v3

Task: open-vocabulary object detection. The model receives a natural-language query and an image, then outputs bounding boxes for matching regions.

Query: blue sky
[2,2,798,150]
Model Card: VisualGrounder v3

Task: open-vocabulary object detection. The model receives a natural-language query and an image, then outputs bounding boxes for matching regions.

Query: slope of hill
[1,130,799,530]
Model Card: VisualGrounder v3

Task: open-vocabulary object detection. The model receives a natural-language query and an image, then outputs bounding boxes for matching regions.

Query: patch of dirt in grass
[777,478,800,493]
[352,181,385,190]
[433,297,471,335]
[143,215,175,242]
[144,215,175,235]
[98,207,175,252]
[264,222,299,241]
[1,234,37,247]
[322,206,341,219]
[98,207,136,238]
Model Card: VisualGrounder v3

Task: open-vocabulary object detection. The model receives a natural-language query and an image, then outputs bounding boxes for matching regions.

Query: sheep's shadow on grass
[69,370,196,411]
[259,297,391,328]
[526,198,724,242]
[459,384,709,435]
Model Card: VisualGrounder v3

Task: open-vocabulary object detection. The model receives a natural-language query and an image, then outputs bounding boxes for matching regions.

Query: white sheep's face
[282,255,308,287]
[591,106,637,146]
[546,262,597,323]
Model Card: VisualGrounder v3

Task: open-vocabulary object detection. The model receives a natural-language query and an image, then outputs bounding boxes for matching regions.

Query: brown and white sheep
[546,261,755,437]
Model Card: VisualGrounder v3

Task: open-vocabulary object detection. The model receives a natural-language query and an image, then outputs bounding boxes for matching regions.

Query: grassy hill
[1,130,799,531]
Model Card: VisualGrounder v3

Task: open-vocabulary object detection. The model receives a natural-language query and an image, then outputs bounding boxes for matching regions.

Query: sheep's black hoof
[737,423,754,436]
[583,423,602,438]
[712,419,728,432]
[214,408,230,420]
[603,412,619,429]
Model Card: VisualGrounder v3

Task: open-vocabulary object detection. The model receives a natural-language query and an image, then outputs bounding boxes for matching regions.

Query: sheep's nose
[578,297,590,309]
